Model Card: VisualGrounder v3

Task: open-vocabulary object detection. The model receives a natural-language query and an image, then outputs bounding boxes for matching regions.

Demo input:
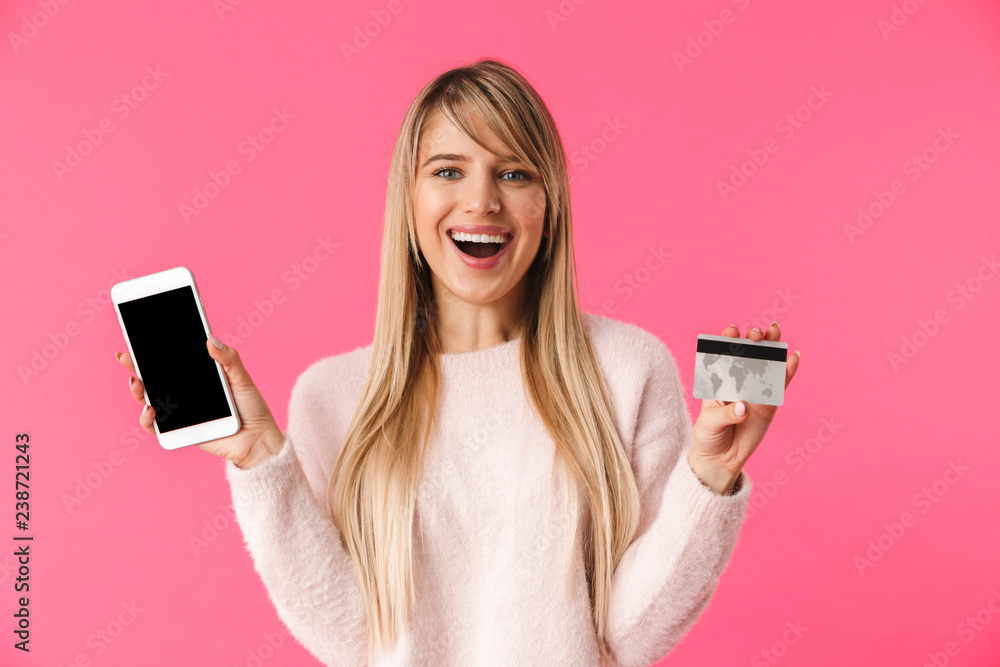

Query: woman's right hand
[115,334,285,468]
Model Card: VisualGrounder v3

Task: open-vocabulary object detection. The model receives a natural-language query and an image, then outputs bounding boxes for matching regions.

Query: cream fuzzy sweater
[224,312,752,666]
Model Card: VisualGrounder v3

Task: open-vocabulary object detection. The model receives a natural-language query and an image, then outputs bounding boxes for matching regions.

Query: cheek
[518,186,546,216]
[513,189,547,232]
[414,188,451,229]
[412,190,434,237]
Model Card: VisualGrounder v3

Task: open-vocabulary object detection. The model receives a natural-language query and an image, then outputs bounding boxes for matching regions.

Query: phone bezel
[111,266,241,450]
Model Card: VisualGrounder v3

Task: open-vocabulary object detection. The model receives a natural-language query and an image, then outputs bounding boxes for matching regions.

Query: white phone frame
[111,266,241,450]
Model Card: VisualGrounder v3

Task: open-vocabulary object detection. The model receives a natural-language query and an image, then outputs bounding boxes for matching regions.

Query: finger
[746,326,765,342]
[708,323,737,410]
[699,397,729,415]
[784,349,800,389]
[140,404,156,435]
[116,350,136,374]
[128,374,146,404]
[720,325,743,364]
[699,400,749,432]
[761,321,795,390]
[708,324,760,413]
[205,336,256,392]
[764,321,781,341]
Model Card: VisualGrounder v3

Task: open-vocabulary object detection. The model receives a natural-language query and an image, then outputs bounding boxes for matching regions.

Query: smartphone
[111,267,241,450]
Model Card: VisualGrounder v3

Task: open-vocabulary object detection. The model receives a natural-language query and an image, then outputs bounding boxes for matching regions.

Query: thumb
[698,400,749,433]
[205,334,256,391]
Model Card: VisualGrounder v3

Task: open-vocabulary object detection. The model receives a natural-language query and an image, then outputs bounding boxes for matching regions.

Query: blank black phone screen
[118,286,232,433]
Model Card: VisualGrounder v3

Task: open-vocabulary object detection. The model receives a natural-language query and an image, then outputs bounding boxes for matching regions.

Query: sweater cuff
[224,433,298,505]
[664,451,752,527]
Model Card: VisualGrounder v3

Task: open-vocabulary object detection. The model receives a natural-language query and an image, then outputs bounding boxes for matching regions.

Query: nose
[463,173,500,216]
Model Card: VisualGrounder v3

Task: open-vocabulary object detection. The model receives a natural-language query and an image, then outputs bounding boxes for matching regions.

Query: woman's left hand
[688,321,801,494]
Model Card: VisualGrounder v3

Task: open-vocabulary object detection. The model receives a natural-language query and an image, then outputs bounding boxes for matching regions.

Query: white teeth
[449,231,509,244]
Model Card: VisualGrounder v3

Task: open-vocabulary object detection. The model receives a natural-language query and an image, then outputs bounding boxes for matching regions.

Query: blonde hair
[326,58,641,666]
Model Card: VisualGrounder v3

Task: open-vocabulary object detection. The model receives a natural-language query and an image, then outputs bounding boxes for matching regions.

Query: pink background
[2,0,999,665]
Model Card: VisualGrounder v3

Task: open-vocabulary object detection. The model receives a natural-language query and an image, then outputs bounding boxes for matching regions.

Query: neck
[431,279,526,354]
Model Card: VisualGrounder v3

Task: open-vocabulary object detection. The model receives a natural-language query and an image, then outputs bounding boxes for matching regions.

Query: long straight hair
[326,58,641,666]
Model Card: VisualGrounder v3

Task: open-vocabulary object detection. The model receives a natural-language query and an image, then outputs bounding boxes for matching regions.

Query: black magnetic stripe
[697,338,787,362]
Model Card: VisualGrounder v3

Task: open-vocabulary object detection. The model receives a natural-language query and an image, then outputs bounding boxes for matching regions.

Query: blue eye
[431,167,532,182]
[432,167,461,180]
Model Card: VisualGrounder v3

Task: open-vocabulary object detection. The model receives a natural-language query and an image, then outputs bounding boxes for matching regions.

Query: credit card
[693,334,788,406]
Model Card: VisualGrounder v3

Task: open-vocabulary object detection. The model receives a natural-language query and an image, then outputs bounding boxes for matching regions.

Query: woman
[116,58,800,666]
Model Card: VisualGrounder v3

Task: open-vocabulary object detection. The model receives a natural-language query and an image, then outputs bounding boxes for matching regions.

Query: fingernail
[794,350,801,358]
[142,405,148,417]
[115,352,122,361]
[771,321,779,329]
[727,324,738,329]
[735,401,746,417]
[209,334,225,350]
[750,327,763,335]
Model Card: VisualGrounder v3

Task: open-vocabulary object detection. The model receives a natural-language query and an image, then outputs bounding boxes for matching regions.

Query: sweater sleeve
[603,336,752,667]
[223,373,368,667]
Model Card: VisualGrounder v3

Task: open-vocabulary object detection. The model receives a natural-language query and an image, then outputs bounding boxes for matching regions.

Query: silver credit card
[693,334,788,406]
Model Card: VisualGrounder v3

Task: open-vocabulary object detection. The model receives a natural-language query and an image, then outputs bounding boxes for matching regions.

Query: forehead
[418,109,508,158]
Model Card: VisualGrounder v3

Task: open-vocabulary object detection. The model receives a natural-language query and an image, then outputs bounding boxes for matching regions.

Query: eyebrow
[420,153,523,169]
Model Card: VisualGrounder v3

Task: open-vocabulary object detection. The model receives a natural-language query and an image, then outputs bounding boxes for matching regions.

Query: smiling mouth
[449,231,511,258]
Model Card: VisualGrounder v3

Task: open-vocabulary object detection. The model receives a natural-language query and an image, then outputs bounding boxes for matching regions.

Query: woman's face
[413,110,547,315]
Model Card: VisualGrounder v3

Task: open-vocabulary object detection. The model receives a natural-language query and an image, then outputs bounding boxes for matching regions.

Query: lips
[449,231,510,257]
[446,227,513,270]
[454,238,504,258]
[446,224,514,237]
